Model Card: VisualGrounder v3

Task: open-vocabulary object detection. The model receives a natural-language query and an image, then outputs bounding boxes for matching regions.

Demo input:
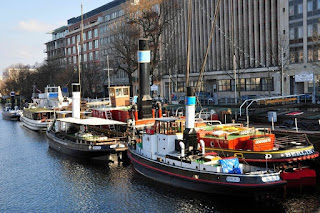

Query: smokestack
[10,91,15,110]
[72,83,81,119]
[183,87,197,153]
[137,38,153,119]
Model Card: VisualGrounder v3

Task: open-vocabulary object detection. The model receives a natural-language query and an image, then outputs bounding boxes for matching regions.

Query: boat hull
[46,131,127,158]
[2,112,20,121]
[128,149,286,196]
[205,146,319,163]
[20,116,48,131]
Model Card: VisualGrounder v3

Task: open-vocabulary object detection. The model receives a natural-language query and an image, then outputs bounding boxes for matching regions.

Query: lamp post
[281,47,284,96]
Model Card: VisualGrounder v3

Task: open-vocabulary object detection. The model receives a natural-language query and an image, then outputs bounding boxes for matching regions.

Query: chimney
[72,83,81,119]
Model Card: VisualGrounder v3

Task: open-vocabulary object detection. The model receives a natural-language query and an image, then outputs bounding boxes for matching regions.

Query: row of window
[290,46,320,63]
[68,51,100,64]
[104,10,124,22]
[66,40,99,55]
[289,0,320,16]
[218,78,274,92]
[66,29,98,46]
[289,23,320,40]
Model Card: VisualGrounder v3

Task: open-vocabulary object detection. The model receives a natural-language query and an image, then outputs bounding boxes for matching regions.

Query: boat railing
[274,134,310,146]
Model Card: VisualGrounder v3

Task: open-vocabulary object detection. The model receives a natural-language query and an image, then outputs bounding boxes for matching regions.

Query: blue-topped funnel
[137,38,153,119]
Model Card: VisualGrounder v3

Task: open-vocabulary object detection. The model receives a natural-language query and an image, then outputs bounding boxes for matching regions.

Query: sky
[0,0,112,74]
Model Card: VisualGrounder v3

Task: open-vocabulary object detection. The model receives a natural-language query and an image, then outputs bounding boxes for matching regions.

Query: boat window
[154,121,183,135]
[123,88,129,96]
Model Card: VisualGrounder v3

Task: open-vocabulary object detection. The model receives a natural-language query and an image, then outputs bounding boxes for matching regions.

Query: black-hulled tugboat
[46,83,128,158]
[128,86,286,196]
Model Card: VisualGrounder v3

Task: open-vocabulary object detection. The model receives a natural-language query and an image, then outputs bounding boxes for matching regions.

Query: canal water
[0,113,319,212]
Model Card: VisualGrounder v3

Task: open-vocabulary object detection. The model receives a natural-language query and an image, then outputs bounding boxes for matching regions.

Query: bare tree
[125,0,179,84]
[109,19,139,96]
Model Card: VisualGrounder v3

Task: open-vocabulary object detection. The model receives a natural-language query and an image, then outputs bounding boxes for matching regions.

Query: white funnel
[72,83,81,119]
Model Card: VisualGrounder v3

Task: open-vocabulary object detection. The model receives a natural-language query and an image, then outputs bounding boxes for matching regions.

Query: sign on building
[295,72,313,82]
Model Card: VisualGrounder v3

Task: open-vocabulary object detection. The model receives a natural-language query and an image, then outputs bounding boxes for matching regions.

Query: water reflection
[0,106,320,212]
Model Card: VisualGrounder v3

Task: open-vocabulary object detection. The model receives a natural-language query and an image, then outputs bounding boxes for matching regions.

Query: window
[72,36,75,44]
[105,14,110,21]
[308,75,320,92]
[219,78,274,92]
[290,28,295,39]
[89,52,93,61]
[88,30,92,39]
[298,26,303,38]
[77,34,80,42]
[218,80,232,92]
[83,54,87,62]
[94,28,98,37]
[298,4,303,14]
[95,51,99,60]
[83,32,86,41]
[73,56,77,64]
[94,40,99,48]
[88,42,92,50]
[308,24,314,37]
[308,1,313,11]
[72,46,76,54]
[318,0,320,9]
[67,38,71,45]
[308,48,314,62]
[289,6,294,16]
[83,43,87,52]
[298,49,304,62]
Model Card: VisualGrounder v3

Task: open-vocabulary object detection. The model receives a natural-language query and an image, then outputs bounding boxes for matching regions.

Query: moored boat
[196,123,319,187]
[46,83,128,158]
[20,108,54,131]
[2,105,22,121]
[128,87,286,196]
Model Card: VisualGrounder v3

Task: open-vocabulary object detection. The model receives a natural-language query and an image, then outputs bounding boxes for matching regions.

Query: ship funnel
[137,38,153,119]
[72,83,81,119]
[183,87,197,153]
[10,91,15,110]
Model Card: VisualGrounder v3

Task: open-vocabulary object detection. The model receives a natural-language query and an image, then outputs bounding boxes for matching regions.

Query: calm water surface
[0,110,319,212]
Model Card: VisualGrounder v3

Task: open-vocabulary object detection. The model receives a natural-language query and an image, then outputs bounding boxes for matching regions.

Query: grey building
[45,26,68,65]
[161,0,320,103]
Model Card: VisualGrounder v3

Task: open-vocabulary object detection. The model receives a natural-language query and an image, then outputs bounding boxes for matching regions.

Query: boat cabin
[23,108,54,121]
[109,86,130,107]
[52,117,127,145]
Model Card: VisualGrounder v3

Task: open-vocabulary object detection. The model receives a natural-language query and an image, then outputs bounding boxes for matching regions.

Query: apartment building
[45,26,68,65]
[98,0,128,94]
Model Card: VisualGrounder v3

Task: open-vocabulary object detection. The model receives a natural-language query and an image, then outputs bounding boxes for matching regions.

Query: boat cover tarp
[219,157,241,174]
[57,117,126,125]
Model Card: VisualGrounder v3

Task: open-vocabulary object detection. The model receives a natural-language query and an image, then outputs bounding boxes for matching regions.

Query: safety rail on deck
[274,134,310,146]
[239,94,307,127]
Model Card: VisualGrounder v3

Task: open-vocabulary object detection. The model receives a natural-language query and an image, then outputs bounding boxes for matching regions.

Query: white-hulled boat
[2,105,22,121]
[20,108,54,131]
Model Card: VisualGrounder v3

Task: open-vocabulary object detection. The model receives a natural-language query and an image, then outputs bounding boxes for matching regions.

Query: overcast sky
[0,0,112,74]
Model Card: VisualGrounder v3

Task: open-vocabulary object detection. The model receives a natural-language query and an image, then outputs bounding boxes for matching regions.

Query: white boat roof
[155,117,180,122]
[55,111,91,114]
[57,117,126,125]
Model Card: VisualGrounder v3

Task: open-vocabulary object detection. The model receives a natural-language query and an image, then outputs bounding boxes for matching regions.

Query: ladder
[105,110,115,131]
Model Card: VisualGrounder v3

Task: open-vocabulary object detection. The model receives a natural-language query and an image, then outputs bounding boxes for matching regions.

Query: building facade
[161,0,320,103]
[45,26,68,65]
